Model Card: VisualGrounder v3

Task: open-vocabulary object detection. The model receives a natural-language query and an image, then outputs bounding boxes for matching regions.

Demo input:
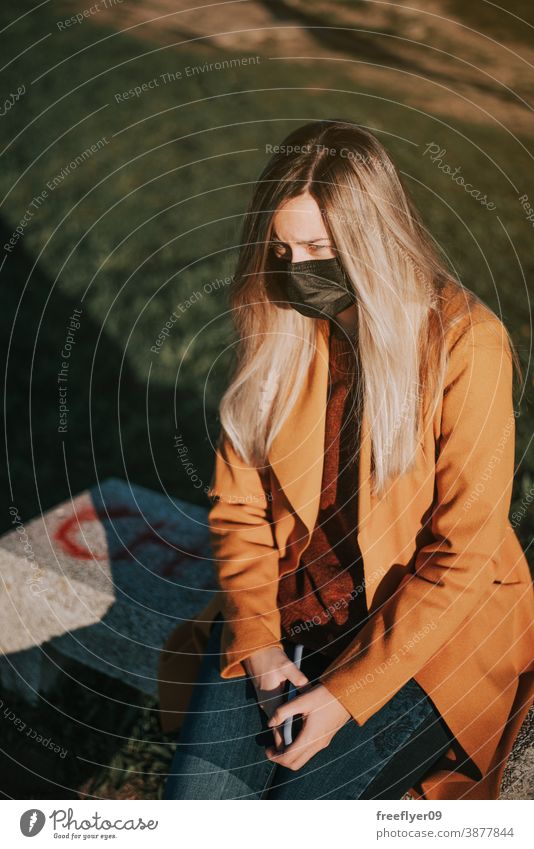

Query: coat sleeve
[207,431,283,678]
[317,316,516,724]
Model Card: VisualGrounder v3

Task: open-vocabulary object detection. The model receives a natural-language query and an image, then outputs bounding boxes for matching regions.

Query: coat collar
[267,318,373,535]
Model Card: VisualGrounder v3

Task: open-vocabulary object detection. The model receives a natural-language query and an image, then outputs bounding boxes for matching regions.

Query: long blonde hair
[219,120,518,496]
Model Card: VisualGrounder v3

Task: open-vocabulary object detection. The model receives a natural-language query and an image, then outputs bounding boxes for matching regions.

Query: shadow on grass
[0,217,215,798]
[0,214,216,536]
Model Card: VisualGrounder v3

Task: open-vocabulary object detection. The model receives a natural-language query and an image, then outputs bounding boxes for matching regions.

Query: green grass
[2,2,532,535]
[445,0,534,48]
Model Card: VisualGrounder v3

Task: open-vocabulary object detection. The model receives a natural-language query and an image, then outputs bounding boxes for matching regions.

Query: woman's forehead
[271,195,329,242]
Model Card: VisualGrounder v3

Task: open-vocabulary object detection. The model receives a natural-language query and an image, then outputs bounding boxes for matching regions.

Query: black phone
[282,642,305,745]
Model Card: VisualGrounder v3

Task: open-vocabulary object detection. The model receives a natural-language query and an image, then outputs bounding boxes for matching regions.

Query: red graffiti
[54,504,106,559]
[53,504,207,580]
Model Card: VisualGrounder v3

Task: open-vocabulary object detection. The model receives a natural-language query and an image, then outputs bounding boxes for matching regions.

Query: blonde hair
[218,120,519,496]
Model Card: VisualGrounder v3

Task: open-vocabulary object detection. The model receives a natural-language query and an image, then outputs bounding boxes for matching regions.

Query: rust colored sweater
[276,323,369,660]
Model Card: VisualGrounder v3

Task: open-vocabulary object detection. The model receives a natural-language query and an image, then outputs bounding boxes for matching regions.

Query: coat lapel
[267,319,373,538]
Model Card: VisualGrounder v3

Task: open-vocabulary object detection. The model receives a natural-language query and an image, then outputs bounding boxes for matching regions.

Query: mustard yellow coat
[158,286,534,800]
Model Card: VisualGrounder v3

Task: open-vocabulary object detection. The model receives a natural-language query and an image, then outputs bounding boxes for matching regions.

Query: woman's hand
[264,683,352,770]
[243,646,309,751]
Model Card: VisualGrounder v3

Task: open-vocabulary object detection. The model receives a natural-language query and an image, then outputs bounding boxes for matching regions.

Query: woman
[160,120,534,800]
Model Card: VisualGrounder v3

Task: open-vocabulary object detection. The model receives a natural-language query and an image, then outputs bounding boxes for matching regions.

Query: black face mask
[274,256,355,319]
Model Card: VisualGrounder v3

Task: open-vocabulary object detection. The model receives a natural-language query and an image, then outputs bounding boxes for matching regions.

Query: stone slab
[0,478,216,699]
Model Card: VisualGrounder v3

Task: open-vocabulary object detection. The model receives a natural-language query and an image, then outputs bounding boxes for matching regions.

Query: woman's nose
[290,246,312,263]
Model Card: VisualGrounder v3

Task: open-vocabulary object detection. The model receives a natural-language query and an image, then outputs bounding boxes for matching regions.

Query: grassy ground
[1,0,532,799]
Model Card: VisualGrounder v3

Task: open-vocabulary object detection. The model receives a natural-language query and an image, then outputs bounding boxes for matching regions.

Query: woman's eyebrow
[270,234,331,244]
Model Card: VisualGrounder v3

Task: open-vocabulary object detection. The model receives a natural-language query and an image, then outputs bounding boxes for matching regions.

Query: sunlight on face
[270,193,336,263]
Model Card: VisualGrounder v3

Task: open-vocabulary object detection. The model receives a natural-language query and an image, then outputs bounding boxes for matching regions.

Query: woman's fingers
[257,682,301,753]
[258,693,289,751]
[257,683,285,716]
[265,717,316,768]
[264,691,311,763]
[284,661,309,689]
[267,689,311,728]
[255,664,310,755]
[272,724,284,751]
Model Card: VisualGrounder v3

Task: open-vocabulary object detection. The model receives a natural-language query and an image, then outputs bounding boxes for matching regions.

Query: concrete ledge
[0,478,216,701]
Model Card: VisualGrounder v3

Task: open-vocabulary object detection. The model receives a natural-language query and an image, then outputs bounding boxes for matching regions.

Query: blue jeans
[163,614,453,800]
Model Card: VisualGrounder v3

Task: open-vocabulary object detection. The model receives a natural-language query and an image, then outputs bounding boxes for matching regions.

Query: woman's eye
[269,242,331,259]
